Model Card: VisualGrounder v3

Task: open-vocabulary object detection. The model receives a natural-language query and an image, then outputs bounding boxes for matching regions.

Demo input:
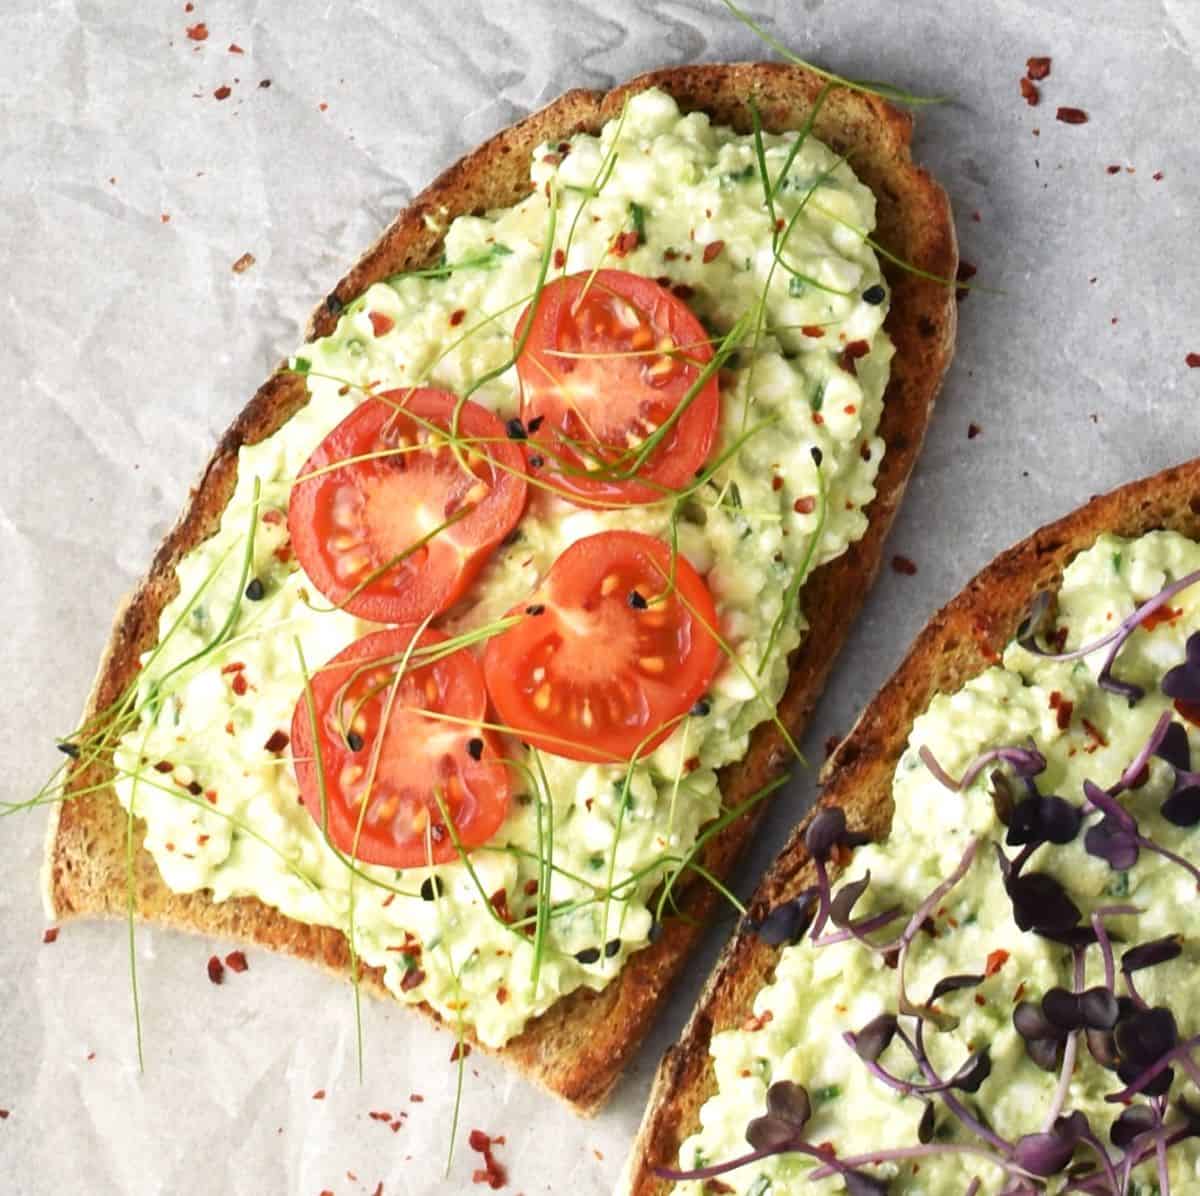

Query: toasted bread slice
[622,457,1200,1187]
[42,62,957,1114]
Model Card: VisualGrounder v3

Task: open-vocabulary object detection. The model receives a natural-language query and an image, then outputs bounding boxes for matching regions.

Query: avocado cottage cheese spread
[113,89,893,1047]
[675,530,1200,1193]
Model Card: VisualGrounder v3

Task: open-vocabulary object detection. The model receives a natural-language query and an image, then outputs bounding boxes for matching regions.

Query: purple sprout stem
[810,855,833,938]
[1119,711,1173,789]
[808,1142,1026,1183]
[842,1031,973,1099]
[1077,1125,1123,1195]
[1139,835,1200,890]
[1042,947,1087,1130]
[918,744,1045,794]
[653,1145,781,1183]
[812,905,904,949]
[1090,904,1142,992]
[965,1179,981,1196]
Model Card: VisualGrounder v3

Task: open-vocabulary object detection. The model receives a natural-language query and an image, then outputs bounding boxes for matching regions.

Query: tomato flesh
[483,531,721,763]
[515,271,720,506]
[288,389,527,624]
[291,627,511,868]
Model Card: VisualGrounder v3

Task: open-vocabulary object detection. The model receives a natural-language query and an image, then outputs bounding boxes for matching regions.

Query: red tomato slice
[291,627,511,868]
[483,530,721,763]
[515,270,720,506]
[288,389,527,624]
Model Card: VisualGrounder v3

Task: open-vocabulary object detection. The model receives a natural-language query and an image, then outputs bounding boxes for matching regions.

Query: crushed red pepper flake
[410,1093,424,1102]
[186,22,208,40]
[264,730,289,754]
[161,213,171,224]
[1142,605,1182,631]
[468,1130,507,1189]
[1026,56,1052,80]
[1153,170,1164,181]
[552,248,566,269]
[259,78,271,88]
[1056,107,1089,125]
[1019,77,1040,106]
[400,968,425,992]
[793,496,815,514]
[1186,353,1200,368]
[207,955,225,985]
[800,324,825,338]
[368,311,394,337]
[1106,164,1121,175]
[449,308,466,327]
[312,1089,326,1100]
[985,948,1010,977]
[225,950,248,973]
[450,1042,471,1062]
[229,43,244,54]
[611,230,639,257]
[891,554,918,576]
[0,1110,8,1120]
[214,85,232,101]
[1049,690,1074,730]
[319,102,328,112]
[702,240,725,263]
[1082,718,1108,750]
[43,927,59,944]
[231,671,248,696]
[232,252,255,273]
[967,422,982,440]
[837,339,869,374]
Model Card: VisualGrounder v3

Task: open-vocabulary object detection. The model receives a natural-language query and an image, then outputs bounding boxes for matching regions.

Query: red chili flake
[1048,690,1074,730]
[1106,164,1121,175]
[448,308,467,328]
[220,661,245,674]
[231,672,248,696]
[468,1130,508,1189]
[663,248,679,262]
[368,311,394,337]
[793,496,815,515]
[974,993,987,1007]
[204,790,218,805]
[740,1009,774,1033]
[1186,353,1200,368]
[400,968,425,992]
[541,153,561,166]
[231,252,255,273]
[496,986,509,1005]
[1025,56,1052,80]
[985,948,1010,977]
[43,927,59,944]
[702,240,725,264]
[228,43,244,54]
[185,2,193,10]
[369,1110,393,1123]
[1153,171,1164,181]
[263,730,289,754]
[312,1089,326,1100]
[844,403,857,415]
[611,230,639,257]
[812,412,825,426]
[1056,107,1089,125]
[318,102,328,112]
[261,507,285,525]
[489,889,512,923]
[153,760,175,773]
[410,1093,424,1102]
[967,422,982,440]
[161,213,171,224]
[1013,981,1027,1003]
[1019,78,1040,106]
[891,555,918,576]
[768,475,783,492]
[1082,718,1108,750]
[800,324,825,338]
[450,1043,471,1062]
[186,22,208,40]
[837,339,869,373]
[0,1110,8,1120]
[522,878,538,896]
[671,283,694,300]
[1142,606,1182,631]
[222,951,248,974]
[684,755,700,773]
[207,955,225,985]
[214,85,232,101]
[550,248,566,271]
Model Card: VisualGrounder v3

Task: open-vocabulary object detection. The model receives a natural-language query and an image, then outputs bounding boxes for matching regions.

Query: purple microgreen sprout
[918,742,1046,793]
[1162,630,1200,702]
[1016,568,1200,704]
[1153,718,1200,828]
[1083,779,1200,890]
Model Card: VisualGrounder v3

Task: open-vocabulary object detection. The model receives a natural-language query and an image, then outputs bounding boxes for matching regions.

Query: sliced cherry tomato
[483,530,721,763]
[291,627,511,868]
[288,388,527,624]
[515,270,720,506]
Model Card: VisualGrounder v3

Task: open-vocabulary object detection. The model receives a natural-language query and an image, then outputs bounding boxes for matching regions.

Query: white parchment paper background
[4,1,1200,1193]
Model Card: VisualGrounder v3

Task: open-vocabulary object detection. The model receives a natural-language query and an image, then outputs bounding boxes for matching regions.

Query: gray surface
[3,1,1199,1193]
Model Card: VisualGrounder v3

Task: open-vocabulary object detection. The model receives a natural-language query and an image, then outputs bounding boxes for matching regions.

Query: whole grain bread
[42,62,957,1114]
[622,457,1200,1189]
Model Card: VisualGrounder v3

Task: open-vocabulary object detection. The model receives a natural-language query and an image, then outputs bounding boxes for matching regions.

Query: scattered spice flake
[1153,170,1164,181]
[793,496,815,515]
[985,948,1010,977]
[1106,164,1121,175]
[702,240,725,263]
[312,1089,326,1100]
[186,22,208,40]
[1019,78,1039,107]
[1081,718,1108,750]
[891,554,918,576]
[319,102,328,112]
[468,1130,508,1189]
[611,230,639,257]
[207,955,225,985]
[837,339,870,374]
[185,2,193,10]
[971,210,981,223]
[1056,106,1089,125]
[225,950,249,973]
[1186,353,1200,368]
[231,671,248,696]
[229,43,244,54]
[955,260,977,302]
[1049,690,1074,730]
[800,324,825,338]
[410,1093,424,1102]
[368,311,394,337]
[450,1042,471,1063]
[1026,56,1052,80]
[263,730,289,753]
[43,927,59,944]
[259,79,271,88]
[552,248,566,269]
[161,213,171,224]
[371,1185,384,1196]
[400,968,425,992]
[214,85,232,101]
[232,252,255,274]
[967,422,982,440]
[0,1110,8,1120]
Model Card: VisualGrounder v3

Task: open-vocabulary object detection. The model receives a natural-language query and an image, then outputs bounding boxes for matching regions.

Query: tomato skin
[515,271,720,507]
[483,530,721,763]
[290,627,511,868]
[288,389,527,625]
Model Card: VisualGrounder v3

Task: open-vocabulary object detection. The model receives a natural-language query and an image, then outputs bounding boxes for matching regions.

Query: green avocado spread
[112,88,892,1047]
[674,531,1200,1194]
